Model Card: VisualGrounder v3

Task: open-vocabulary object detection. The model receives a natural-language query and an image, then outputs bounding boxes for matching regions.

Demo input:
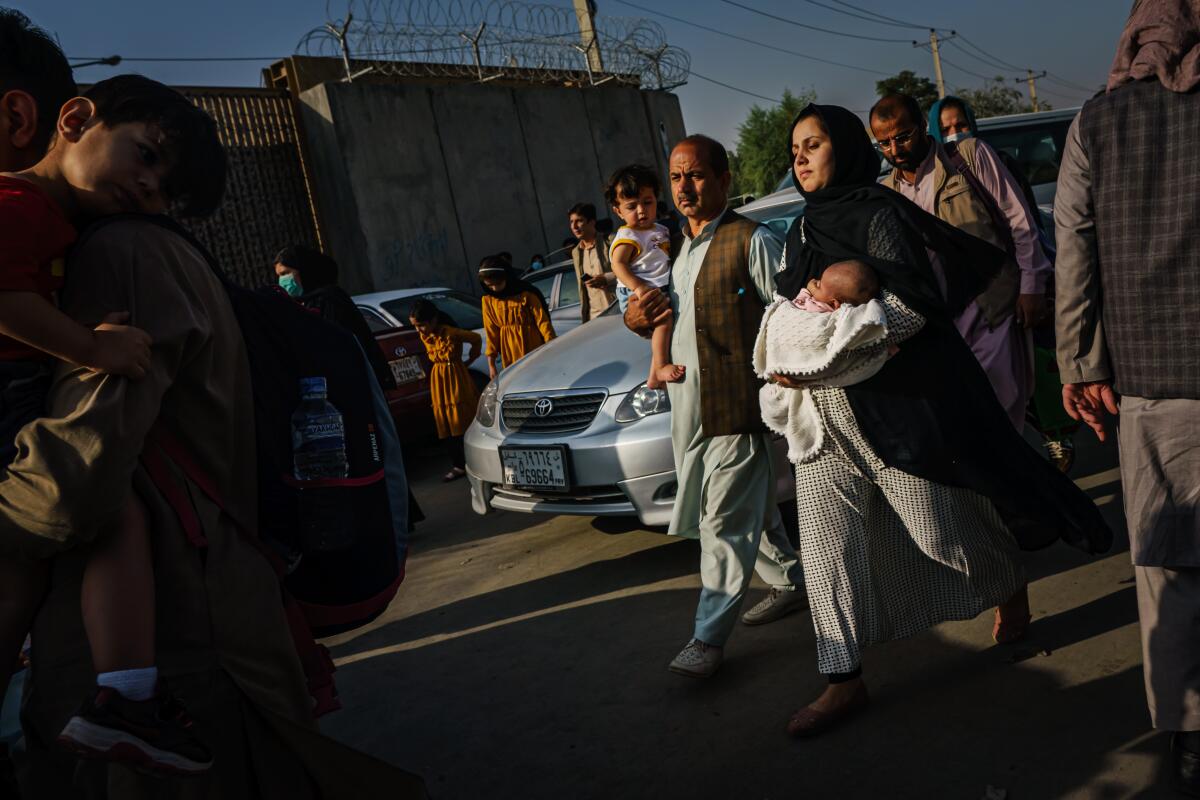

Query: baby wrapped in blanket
[753,260,892,463]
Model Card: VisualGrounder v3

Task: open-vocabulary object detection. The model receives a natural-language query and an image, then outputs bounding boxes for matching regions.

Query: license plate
[389,356,424,385]
[500,445,569,491]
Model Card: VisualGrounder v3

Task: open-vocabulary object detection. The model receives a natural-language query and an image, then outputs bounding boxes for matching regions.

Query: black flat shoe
[1174,733,1200,797]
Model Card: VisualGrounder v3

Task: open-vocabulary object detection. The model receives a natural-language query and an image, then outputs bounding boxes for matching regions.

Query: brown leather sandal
[786,681,870,738]
[993,584,1032,644]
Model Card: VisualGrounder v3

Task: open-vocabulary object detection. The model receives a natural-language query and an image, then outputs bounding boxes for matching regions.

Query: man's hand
[585,275,609,289]
[1062,380,1119,442]
[624,288,670,339]
[1015,293,1048,329]
[88,312,152,380]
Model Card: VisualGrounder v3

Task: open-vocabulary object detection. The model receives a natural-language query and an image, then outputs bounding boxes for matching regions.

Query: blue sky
[22,0,1130,148]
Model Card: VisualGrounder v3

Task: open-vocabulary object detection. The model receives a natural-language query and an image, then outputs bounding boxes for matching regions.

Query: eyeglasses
[877,127,919,152]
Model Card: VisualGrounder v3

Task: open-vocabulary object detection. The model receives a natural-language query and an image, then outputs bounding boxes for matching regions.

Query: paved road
[321,429,1178,799]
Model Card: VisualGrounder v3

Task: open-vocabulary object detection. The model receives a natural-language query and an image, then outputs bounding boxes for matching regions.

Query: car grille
[501,391,605,433]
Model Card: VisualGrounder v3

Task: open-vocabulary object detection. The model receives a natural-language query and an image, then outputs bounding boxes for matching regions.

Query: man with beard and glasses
[870,93,1052,439]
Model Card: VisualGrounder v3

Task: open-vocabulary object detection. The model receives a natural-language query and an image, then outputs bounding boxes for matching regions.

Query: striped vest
[693,210,767,436]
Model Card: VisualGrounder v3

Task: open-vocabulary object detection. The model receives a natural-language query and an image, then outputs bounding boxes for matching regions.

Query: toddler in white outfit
[605,164,684,389]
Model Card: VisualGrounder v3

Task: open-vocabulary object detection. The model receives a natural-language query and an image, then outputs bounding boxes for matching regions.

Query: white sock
[96,667,158,701]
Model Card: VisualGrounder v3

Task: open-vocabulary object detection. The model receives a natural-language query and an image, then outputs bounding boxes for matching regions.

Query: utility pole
[1019,69,1048,112]
[573,0,604,74]
[913,29,956,99]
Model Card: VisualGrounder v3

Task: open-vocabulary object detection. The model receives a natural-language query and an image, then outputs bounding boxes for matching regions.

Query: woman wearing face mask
[272,245,425,532]
[929,96,1080,473]
[273,245,396,391]
[773,104,1111,737]
[928,96,1043,234]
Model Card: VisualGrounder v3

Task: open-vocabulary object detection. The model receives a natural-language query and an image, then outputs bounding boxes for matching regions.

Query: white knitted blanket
[752,294,890,464]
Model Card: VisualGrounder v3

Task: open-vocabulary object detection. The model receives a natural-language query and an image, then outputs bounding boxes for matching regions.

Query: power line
[916,44,995,82]
[716,0,914,43]
[944,39,1022,75]
[71,55,281,63]
[954,34,1024,72]
[685,68,782,103]
[611,0,889,75]
[1044,72,1097,93]
[1036,84,1090,105]
[826,0,938,30]
[795,0,927,30]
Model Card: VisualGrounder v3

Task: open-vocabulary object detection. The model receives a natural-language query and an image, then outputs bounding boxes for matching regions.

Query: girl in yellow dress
[478,254,556,379]
[409,299,482,482]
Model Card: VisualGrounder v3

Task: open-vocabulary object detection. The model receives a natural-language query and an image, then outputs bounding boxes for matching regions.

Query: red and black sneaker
[56,686,213,776]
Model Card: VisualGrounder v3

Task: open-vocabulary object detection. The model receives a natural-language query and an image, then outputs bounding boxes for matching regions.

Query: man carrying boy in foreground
[0,9,424,797]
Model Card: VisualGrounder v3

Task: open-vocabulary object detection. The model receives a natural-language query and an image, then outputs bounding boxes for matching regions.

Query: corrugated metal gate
[177,87,322,287]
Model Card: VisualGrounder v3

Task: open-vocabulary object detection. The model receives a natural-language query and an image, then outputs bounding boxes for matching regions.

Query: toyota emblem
[533,398,554,417]
[393,346,407,357]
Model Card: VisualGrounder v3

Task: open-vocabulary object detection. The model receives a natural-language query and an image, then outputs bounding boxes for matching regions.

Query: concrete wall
[297,80,685,295]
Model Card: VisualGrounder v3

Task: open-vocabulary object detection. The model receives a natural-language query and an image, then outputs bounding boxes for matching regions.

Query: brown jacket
[0,221,423,798]
[571,233,616,322]
[885,138,1020,327]
[693,209,766,436]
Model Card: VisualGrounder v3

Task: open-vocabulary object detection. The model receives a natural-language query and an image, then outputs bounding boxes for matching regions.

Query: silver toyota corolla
[465,192,805,527]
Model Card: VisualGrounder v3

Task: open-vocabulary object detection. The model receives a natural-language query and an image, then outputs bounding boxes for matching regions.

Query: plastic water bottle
[291,377,350,480]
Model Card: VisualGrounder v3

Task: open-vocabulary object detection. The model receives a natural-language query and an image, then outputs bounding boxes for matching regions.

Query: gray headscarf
[1107,0,1200,93]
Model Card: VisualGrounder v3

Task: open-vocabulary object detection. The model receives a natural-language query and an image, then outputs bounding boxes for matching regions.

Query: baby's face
[805,274,842,306]
[613,186,657,230]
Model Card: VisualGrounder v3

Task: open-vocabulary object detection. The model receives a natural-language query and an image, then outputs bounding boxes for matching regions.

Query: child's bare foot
[647,373,664,390]
[655,364,686,385]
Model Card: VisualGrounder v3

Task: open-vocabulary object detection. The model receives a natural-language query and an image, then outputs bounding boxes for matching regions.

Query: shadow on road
[323,584,1167,799]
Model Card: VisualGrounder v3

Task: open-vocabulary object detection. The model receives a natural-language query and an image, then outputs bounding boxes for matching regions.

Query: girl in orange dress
[478,254,556,378]
[409,299,482,482]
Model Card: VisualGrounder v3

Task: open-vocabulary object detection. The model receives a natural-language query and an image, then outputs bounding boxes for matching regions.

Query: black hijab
[776,104,1006,319]
[274,245,396,390]
[275,245,339,292]
[478,254,550,313]
[772,104,1111,557]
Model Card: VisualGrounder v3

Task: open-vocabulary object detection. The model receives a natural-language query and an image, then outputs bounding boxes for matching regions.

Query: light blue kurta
[664,210,804,646]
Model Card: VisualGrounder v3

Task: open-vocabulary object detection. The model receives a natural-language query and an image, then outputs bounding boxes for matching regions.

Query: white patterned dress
[785,212,1025,674]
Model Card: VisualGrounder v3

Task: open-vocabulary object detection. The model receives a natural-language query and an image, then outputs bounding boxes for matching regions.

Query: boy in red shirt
[0,74,225,774]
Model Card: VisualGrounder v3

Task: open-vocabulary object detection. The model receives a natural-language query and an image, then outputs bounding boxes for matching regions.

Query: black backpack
[80,217,406,643]
[220,275,405,637]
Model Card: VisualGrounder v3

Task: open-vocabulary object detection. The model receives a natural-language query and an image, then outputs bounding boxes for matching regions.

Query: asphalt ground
[320,429,1180,800]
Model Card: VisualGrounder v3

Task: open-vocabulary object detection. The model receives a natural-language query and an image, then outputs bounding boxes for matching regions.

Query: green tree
[954,76,1051,118]
[731,87,815,199]
[875,70,938,115]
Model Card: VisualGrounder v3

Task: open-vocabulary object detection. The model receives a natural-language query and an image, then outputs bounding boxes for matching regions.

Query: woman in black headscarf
[773,105,1111,737]
[273,245,425,530]
[273,245,396,391]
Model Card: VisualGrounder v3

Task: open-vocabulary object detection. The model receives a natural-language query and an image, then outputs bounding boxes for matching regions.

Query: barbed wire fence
[297,0,690,89]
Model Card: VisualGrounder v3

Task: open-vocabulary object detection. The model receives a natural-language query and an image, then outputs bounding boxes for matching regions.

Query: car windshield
[381,291,484,330]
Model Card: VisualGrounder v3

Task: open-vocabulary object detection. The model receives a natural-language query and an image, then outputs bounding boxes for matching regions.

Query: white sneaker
[741,587,809,626]
[668,639,723,678]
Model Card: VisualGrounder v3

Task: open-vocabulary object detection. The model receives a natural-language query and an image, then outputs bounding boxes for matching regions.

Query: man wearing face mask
[870,93,1052,434]
[273,245,397,391]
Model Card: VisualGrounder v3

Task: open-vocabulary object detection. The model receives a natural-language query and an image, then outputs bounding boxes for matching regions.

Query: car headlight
[476,381,499,426]
[615,383,671,423]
